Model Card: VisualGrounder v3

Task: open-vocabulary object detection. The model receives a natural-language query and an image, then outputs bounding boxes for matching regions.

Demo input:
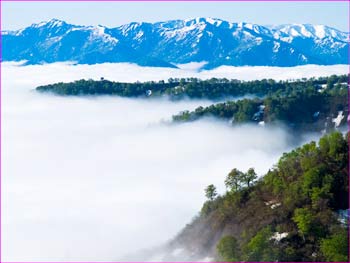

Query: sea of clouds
[2,62,347,261]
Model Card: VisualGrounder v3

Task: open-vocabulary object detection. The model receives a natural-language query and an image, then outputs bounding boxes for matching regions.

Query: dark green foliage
[320,228,348,262]
[242,227,277,261]
[225,168,258,192]
[189,132,349,262]
[293,208,315,236]
[205,184,217,201]
[225,168,244,192]
[37,79,177,97]
[217,236,240,261]
[173,80,348,132]
[36,75,347,100]
[173,98,262,123]
[242,168,257,188]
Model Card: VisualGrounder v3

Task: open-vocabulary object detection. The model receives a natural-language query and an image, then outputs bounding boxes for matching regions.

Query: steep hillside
[163,132,349,262]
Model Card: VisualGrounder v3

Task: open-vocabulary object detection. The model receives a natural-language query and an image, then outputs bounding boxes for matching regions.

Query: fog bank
[2,63,325,261]
[4,61,347,84]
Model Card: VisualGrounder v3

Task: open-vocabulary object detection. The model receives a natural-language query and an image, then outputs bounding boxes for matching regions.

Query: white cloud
[3,62,347,85]
[176,61,208,72]
[2,63,327,261]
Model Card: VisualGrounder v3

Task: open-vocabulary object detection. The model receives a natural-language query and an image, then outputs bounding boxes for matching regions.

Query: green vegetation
[320,228,348,262]
[225,168,257,192]
[205,184,218,201]
[217,236,240,262]
[36,75,348,132]
[36,75,347,99]
[243,226,277,261]
[174,132,349,262]
[173,82,348,132]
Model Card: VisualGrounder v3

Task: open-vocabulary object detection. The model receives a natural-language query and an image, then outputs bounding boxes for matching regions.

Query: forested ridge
[167,132,349,262]
[173,82,348,132]
[36,75,348,132]
[36,75,347,99]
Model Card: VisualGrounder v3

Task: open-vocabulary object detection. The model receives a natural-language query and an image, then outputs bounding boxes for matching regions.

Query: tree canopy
[177,131,348,262]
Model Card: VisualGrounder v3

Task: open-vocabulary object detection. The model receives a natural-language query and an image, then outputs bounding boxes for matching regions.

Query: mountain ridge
[3,18,349,69]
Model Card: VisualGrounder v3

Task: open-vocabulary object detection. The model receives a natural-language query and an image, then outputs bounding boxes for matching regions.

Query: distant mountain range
[2,18,349,69]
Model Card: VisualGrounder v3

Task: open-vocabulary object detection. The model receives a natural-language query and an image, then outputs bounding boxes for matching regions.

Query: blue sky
[2,1,348,31]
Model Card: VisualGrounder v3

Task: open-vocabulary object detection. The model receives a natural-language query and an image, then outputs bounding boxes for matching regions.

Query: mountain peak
[3,18,348,67]
[32,18,66,28]
[182,17,226,27]
[271,23,348,41]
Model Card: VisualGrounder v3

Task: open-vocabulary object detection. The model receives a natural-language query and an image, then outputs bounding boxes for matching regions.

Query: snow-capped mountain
[2,18,349,68]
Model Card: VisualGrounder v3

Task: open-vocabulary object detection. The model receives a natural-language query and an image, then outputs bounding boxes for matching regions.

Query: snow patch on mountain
[3,18,349,68]
[90,25,119,44]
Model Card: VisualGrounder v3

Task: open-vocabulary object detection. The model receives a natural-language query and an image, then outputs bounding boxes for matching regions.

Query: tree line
[36,75,348,100]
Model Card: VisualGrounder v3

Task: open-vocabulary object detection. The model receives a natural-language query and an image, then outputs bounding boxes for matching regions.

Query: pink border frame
[0,0,349,262]
[0,0,348,2]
